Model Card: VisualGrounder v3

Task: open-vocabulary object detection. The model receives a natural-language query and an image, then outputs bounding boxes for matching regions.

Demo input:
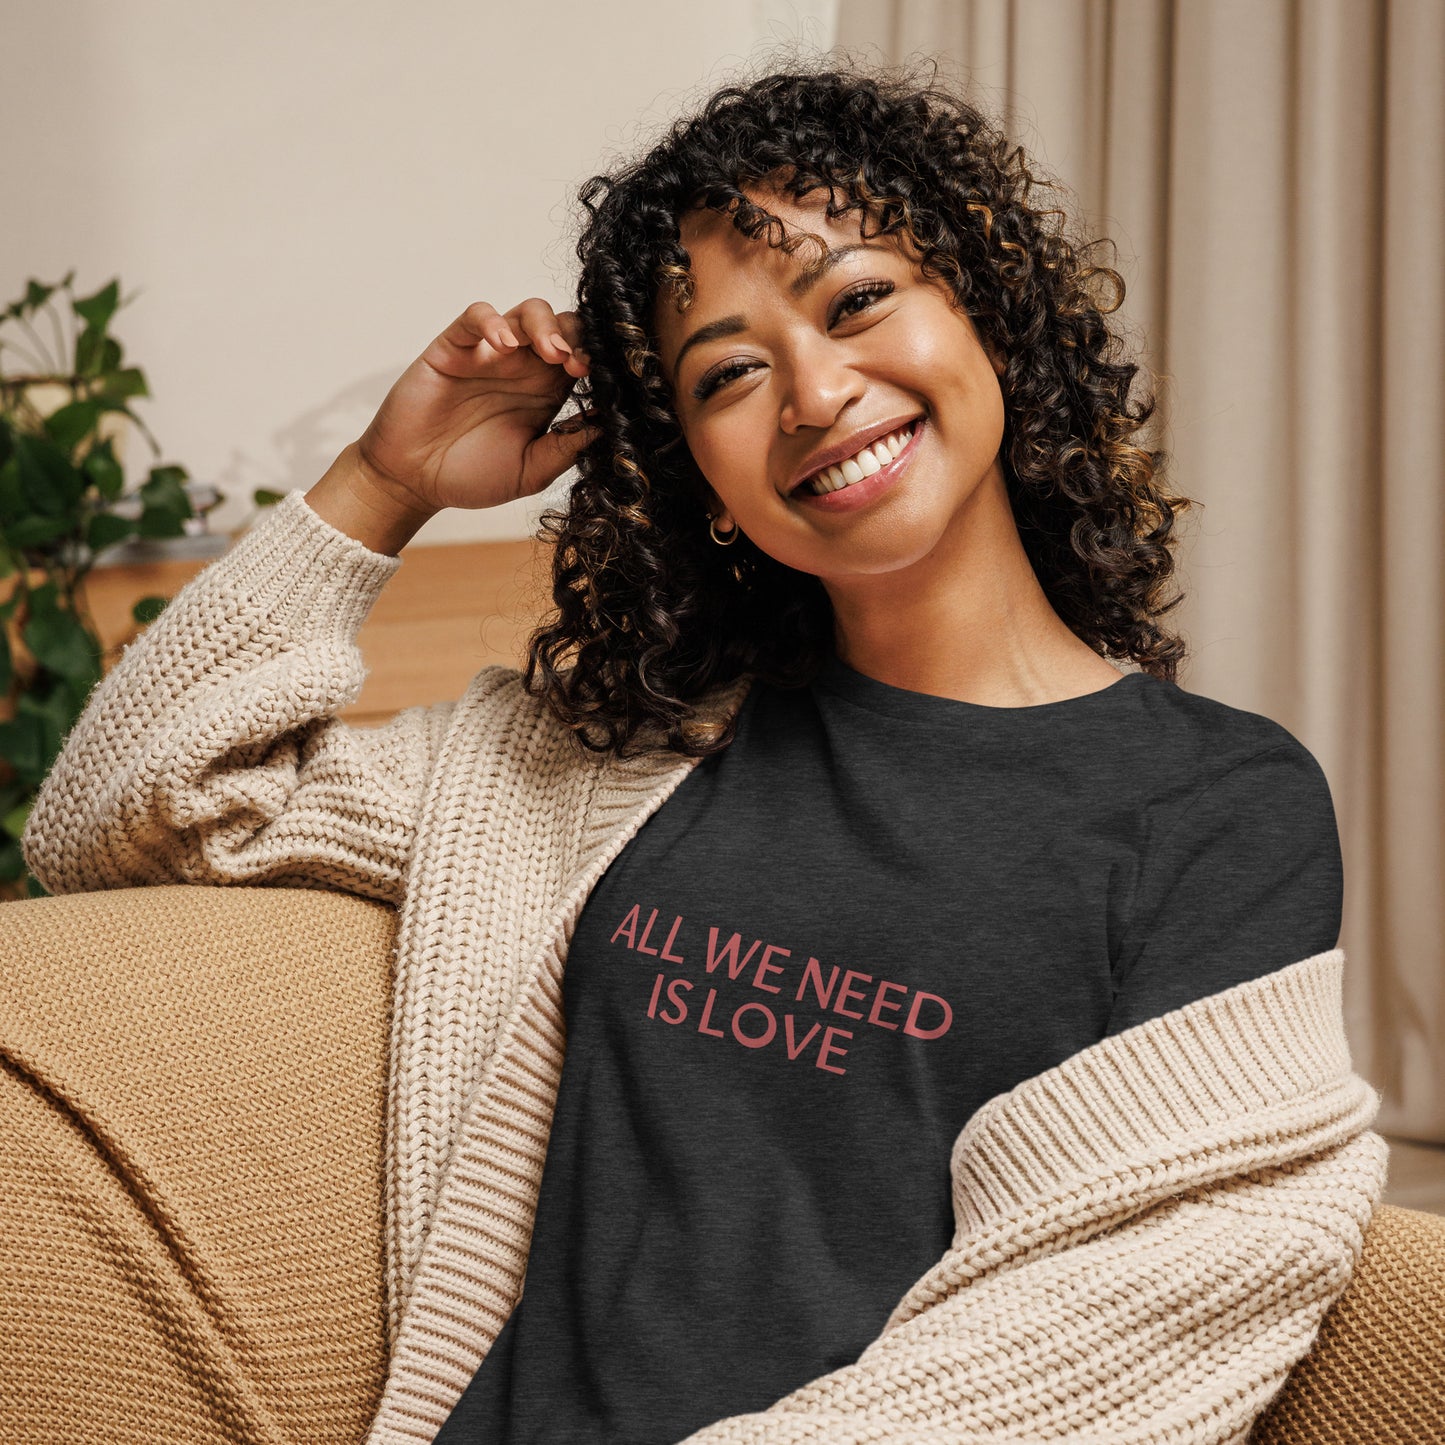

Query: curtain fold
[835,0,1445,1139]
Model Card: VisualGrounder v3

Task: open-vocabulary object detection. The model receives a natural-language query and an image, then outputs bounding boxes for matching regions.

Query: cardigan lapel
[370,671,755,1443]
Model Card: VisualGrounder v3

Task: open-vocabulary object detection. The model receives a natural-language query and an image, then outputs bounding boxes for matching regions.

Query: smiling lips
[793,419,920,497]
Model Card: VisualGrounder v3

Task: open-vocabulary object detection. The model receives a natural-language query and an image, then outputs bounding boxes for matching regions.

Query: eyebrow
[668,241,892,384]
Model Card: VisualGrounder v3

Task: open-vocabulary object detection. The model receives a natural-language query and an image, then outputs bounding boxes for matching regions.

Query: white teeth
[802,422,915,495]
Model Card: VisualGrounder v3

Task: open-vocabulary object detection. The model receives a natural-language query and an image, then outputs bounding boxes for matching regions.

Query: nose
[777,334,866,435]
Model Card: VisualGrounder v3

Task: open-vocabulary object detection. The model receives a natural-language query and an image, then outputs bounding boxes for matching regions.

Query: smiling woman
[416,56,1360,1445]
[11,48,1379,1445]
[650,184,1022,605]
[520,59,1196,756]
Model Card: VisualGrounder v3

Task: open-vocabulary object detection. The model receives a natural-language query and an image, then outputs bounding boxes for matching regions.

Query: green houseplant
[0,272,209,899]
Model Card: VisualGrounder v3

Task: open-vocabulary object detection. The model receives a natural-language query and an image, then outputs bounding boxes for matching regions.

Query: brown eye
[693,358,756,401]
[829,280,895,325]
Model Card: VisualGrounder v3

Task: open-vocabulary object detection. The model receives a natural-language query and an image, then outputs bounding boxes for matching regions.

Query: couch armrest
[1250,1201,1445,1443]
[0,884,395,1445]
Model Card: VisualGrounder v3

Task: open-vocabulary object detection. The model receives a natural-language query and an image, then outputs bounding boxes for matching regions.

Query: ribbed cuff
[213,487,404,641]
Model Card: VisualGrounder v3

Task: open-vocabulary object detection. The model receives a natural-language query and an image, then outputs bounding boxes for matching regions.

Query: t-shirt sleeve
[1104,738,1344,1037]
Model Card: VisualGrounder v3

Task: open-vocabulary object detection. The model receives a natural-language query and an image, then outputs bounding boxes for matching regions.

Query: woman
[18,60,1385,1445]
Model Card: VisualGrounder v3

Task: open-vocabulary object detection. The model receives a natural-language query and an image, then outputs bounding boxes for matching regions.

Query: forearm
[677,1128,1388,1445]
[676,948,1389,1445]
[305,442,438,557]
[20,485,436,898]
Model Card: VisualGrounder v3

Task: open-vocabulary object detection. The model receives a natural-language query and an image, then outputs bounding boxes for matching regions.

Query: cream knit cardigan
[22,489,1390,1445]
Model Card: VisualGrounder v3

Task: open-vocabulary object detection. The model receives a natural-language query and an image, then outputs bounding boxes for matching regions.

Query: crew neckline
[813,651,1151,724]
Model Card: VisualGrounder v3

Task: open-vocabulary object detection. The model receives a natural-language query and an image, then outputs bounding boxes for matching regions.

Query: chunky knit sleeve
[20,488,454,907]
[674,949,1388,1445]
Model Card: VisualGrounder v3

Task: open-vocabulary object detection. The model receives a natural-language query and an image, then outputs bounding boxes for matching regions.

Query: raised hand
[353,297,598,515]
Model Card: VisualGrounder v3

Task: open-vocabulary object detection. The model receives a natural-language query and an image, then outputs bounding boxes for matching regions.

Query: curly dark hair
[522,53,1196,760]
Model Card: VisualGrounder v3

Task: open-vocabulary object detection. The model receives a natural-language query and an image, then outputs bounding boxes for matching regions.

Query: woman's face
[651,185,1009,583]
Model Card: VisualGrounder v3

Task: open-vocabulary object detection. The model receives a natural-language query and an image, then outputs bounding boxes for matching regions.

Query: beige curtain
[834,0,1444,1142]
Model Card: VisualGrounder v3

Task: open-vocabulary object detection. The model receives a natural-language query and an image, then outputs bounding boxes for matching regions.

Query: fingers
[502,299,591,377]
[526,414,601,494]
[436,299,591,377]
[441,301,517,357]
[552,309,591,365]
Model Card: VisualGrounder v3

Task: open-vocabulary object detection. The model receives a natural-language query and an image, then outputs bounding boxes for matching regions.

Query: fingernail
[499,327,519,347]
[551,333,572,354]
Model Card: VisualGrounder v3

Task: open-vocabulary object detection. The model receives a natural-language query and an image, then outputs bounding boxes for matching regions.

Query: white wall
[0,0,838,544]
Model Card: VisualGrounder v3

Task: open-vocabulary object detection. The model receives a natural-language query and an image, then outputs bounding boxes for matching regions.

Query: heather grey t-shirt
[435,654,1343,1445]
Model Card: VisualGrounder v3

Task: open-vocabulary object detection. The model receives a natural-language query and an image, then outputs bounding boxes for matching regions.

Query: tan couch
[1,883,1442,1444]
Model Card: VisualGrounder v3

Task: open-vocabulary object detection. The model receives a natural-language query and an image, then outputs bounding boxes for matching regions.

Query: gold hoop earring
[709,514,739,546]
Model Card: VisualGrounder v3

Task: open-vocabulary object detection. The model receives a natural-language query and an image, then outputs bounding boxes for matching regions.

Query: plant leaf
[5,513,73,547]
[76,324,106,377]
[58,670,97,722]
[1,794,30,842]
[0,712,48,785]
[138,464,193,536]
[98,366,148,401]
[15,687,77,778]
[0,456,22,522]
[82,437,125,499]
[143,463,190,495]
[23,280,56,314]
[22,599,101,683]
[73,279,120,332]
[0,773,29,814]
[86,510,135,552]
[13,433,84,514]
[25,577,57,612]
[44,399,101,452]
[137,505,190,539]
[132,594,169,625]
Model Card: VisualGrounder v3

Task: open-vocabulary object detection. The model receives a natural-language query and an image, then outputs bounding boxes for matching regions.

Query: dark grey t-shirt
[434,655,1343,1445]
